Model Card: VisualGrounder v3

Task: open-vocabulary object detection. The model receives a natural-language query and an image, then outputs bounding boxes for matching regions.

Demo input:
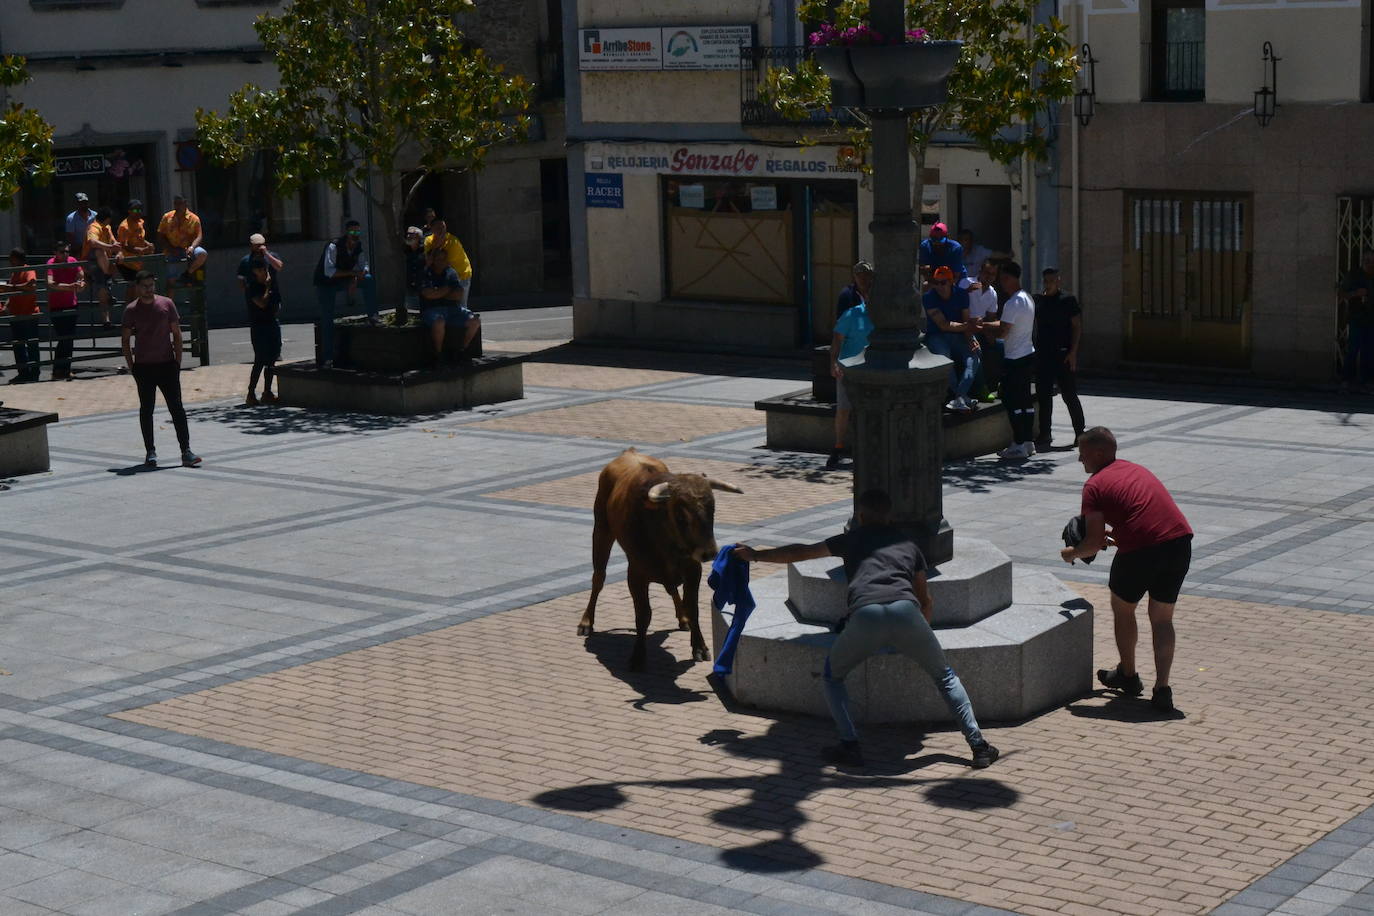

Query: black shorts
[1109,534,1192,604]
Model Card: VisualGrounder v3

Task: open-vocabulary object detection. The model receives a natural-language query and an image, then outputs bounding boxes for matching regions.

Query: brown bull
[579,448,743,671]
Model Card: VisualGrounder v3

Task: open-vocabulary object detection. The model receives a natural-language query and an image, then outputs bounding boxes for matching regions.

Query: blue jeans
[1347,323,1374,385]
[9,317,40,381]
[315,278,379,365]
[822,599,984,747]
[925,331,980,399]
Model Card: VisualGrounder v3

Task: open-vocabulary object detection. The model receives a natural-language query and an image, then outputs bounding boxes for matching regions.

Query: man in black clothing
[1033,267,1086,450]
[1340,250,1374,393]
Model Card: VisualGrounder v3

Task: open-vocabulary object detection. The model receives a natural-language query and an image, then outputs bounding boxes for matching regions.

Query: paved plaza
[3,339,1374,915]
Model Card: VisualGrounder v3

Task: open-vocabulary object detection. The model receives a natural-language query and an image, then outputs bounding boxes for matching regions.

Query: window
[194,151,310,248]
[1150,0,1204,101]
[662,178,795,304]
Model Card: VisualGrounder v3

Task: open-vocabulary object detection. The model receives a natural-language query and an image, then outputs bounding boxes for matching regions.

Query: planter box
[813,41,962,110]
[0,408,58,477]
[275,353,524,416]
[332,320,483,372]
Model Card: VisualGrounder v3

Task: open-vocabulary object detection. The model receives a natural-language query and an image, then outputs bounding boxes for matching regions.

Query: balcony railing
[740,45,860,127]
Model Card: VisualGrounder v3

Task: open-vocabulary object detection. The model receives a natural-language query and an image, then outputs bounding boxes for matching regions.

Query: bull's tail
[578,498,612,636]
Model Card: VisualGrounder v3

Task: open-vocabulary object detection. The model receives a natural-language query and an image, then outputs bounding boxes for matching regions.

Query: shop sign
[750,186,777,210]
[585,172,624,209]
[598,145,860,178]
[54,154,106,178]
[662,26,756,71]
[579,28,661,71]
[579,25,754,71]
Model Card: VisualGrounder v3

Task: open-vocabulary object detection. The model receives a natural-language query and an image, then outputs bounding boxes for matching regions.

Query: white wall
[0,0,274,56]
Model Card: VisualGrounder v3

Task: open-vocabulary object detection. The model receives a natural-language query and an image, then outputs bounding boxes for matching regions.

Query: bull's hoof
[692,645,711,662]
[677,619,691,632]
[577,623,593,636]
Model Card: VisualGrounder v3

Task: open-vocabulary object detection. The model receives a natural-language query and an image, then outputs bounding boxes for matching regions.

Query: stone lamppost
[814,0,962,565]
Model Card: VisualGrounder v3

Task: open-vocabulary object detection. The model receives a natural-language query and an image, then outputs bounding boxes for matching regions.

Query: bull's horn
[647,482,673,502]
[706,478,743,494]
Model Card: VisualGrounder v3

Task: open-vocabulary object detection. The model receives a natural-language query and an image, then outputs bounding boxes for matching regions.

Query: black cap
[1043,266,1060,275]
[127,198,143,209]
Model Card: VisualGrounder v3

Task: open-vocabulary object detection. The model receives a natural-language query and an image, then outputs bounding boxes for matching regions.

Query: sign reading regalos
[597,144,861,178]
[579,25,755,72]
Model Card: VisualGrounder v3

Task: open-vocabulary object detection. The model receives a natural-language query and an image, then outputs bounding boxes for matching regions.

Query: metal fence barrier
[0,253,209,381]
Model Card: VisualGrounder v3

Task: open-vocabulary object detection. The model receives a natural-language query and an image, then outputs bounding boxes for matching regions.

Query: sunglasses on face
[348,229,362,235]
[934,280,950,287]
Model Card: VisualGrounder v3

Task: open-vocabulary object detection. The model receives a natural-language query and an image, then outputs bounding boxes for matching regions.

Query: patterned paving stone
[522,362,696,391]
[116,582,1374,915]
[488,456,853,525]
[466,398,764,444]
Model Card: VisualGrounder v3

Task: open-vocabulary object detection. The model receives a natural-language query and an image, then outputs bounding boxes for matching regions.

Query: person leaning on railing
[45,240,86,382]
[0,248,41,382]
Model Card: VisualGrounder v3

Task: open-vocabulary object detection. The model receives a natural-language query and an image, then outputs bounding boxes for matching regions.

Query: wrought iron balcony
[740,45,860,127]
[537,40,564,102]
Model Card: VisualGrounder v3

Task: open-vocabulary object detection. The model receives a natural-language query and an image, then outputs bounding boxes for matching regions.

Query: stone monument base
[0,408,58,477]
[275,354,524,415]
[712,538,1092,724]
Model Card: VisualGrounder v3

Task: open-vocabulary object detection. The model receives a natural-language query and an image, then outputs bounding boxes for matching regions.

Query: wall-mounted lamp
[1254,41,1279,127]
[1074,43,1098,128]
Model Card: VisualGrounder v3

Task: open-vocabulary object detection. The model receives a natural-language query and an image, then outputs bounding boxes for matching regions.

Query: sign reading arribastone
[587,143,861,177]
[579,25,755,71]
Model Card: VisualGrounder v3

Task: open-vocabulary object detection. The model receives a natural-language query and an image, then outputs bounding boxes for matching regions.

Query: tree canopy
[0,56,55,211]
[765,0,1078,170]
[196,0,532,261]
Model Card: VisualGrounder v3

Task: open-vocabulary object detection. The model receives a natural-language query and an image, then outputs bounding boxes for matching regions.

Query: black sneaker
[1097,665,1144,696]
[1034,439,1052,452]
[824,449,842,471]
[821,740,864,767]
[970,741,1000,769]
[181,449,202,468]
[144,450,157,467]
[1150,686,1175,713]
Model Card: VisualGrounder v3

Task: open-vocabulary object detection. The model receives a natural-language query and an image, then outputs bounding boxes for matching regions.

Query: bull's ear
[706,478,743,494]
[646,482,672,502]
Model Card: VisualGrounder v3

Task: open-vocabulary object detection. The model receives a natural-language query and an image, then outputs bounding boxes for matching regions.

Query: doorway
[955,185,1012,255]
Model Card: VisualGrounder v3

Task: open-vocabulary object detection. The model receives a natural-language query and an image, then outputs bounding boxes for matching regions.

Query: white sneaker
[959,395,977,411]
[945,398,963,412]
[1022,440,1036,456]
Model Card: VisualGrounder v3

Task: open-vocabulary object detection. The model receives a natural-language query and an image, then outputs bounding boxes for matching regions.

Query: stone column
[841,0,953,565]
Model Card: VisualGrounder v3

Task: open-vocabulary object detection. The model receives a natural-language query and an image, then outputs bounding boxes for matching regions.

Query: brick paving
[3,340,1374,914]
[115,582,1374,916]
[0,363,250,418]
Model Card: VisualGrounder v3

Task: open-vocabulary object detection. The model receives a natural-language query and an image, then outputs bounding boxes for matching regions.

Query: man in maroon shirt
[1060,426,1192,712]
[121,271,201,468]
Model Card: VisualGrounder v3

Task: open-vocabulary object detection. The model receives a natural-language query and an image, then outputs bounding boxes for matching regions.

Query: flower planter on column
[813,40,962,110]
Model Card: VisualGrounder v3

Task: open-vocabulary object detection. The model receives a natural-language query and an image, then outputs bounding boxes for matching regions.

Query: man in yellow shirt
[423,217,472,307]
[157,194,209,287]
[116,199,155,303]
[83,207,121,326]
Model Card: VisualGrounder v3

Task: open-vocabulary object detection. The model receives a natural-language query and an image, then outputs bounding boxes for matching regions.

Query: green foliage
[196,0,532,217]
[0,56,56,211]
[772,0,1077,168]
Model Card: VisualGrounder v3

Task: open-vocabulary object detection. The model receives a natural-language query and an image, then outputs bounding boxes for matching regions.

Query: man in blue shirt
[828,260,874,470]
[918,222,966,287]
[922,266,980,411]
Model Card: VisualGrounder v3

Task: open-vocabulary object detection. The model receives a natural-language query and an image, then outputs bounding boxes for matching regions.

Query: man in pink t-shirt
[121,270,201,468]
[45,240,86,380]
[1060,426,1192,713]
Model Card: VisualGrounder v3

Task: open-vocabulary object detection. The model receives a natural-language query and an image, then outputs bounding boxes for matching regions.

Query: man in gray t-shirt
[734,489,999,769]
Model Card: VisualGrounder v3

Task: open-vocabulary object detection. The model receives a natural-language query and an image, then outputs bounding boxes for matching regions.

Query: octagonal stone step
[713,566,1093,724]
[787,535,1013,627]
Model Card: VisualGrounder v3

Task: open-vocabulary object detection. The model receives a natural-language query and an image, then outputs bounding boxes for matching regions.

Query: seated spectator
[157,194,209,287]
[922,265,980,412]
[0,249,41,382]
[116,200,155,289]
[84,206,120,326]
[423,218,472,308]
[403,226,426,322]
[958,229,993,278]
[419,248,480,361]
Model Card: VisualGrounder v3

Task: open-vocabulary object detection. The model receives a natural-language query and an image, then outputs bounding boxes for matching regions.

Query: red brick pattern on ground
[467,399,763,445]
[521,362,694,391]
[489,457,852,525]
[116,583,1374,915]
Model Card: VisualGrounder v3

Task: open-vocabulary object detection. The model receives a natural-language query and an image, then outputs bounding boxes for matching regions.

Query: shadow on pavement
[732,453,853,485]
[533,719,1019,873]
[1081,376,1374,416]
[942,455,1061,493]
[185,402,443,436]
[107,463,170,476]
[581,628,710,709]
[1066,691,1187,722]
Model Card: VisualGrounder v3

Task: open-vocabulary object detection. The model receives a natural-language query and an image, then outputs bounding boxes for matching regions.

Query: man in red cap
[918,222,966,288]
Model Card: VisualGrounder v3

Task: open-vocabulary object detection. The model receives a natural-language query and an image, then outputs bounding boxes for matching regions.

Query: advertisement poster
[662,26,756,70]
[585,173,625,209]
[679,184,705,208]
[750,186,778,210]
[578,28,661,71]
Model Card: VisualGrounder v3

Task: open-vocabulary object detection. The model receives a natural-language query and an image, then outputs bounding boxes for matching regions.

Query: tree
[764,0,1076,221]
[196,0,532,306]
[0,56,56,210]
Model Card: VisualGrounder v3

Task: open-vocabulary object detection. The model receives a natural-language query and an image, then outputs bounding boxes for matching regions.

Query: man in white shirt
[965,258,1002,399]
[978,260,1036,459]
[958,229,993,279]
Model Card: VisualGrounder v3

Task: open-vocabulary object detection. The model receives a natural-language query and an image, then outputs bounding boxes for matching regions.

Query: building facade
[1060,0,1374,382]
[568,0,1052,354]
[0,0,567,324]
